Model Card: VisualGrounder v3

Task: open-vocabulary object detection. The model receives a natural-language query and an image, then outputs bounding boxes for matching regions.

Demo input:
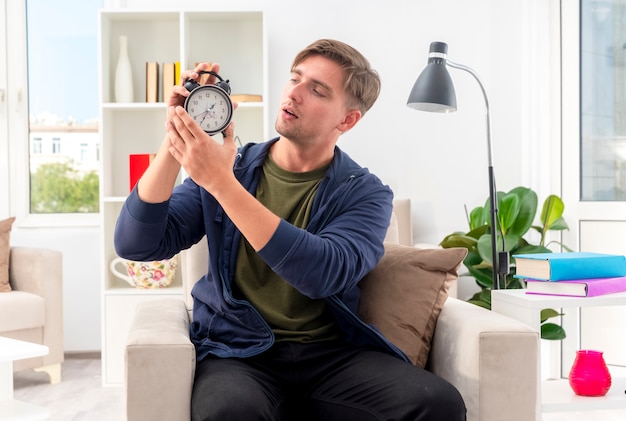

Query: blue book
[513,252,626,281]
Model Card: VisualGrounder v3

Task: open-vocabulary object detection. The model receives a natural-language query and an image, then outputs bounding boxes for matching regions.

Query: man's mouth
[283,108,298,118]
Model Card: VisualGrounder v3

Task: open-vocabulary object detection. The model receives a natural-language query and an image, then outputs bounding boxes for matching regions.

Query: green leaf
[547,217,569,231]
[514,244,552,254]
[540,308,562,323]
[468,299,491,310]
[469,206,485,230]
[498,192,520,233]
[541,323,567,340]
[476,233,519,264]
[464,250,483,267]
[440,234,477,249]
[507,187,537,237]
[467,265,494,289]
[505,276,526,289]
[541,195,565,230]
[466,225,489,240]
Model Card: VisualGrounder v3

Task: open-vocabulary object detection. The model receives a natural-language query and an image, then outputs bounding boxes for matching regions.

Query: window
[32,137,42,154]
[25,0,102,214]
[52,137,60,154]
[580,0,626,200]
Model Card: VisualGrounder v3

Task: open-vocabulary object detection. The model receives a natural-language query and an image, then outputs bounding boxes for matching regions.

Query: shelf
[543,376,626,412]
[103,286,183,296]
[103,197,127,204]
[492,289,626,309]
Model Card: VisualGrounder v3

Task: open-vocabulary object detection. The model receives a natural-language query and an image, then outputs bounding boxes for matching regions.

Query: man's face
[275,55,352,145]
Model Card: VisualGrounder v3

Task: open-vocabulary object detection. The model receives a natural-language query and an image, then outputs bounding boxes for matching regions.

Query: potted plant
[440,186,572,340]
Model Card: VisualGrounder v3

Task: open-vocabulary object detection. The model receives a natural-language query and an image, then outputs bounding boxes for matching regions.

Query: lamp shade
[407,42,457,113]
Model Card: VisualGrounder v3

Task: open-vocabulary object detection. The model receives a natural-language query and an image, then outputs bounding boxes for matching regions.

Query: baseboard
[64,351,101,360]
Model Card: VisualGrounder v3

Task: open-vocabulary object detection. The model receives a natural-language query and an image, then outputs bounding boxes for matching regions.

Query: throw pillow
[358,243,467,368]
[0,217,16,292]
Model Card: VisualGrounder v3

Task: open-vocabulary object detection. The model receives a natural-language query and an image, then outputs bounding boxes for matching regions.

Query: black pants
[191,341,466,421]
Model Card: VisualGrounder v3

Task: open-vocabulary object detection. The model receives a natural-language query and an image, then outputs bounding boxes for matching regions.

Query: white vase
[114,35,133,103]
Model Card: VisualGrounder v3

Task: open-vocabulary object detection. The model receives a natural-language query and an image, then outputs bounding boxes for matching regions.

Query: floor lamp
[406,41,508,289]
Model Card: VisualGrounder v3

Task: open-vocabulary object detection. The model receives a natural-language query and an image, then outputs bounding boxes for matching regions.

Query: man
[115,39,466,420]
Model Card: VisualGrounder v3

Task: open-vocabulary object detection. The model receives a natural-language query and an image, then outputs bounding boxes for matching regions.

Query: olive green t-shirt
[234,154,340,343]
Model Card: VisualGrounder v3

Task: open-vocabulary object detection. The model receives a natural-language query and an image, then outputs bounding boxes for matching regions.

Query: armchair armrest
[9,246,62,297]
[428,297,540,421]
[126,298,196,421]
[9,246,64,366]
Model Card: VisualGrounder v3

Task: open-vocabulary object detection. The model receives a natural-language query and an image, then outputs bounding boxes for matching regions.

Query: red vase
[569,349,612,396]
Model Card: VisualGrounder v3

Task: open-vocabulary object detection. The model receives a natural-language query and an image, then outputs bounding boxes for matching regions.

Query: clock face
[184,85,233,135]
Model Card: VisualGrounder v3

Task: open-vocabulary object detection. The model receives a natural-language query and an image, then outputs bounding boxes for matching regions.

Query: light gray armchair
[125,200,540,421]
[0,246,64,383]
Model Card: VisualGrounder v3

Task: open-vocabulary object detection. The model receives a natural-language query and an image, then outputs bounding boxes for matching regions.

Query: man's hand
[166,62,221,107]
[166,105,279,251]
[136,62,234,205]
[166,105,238,197]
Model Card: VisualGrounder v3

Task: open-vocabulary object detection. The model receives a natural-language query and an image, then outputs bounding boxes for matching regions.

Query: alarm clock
[183,71,233,135]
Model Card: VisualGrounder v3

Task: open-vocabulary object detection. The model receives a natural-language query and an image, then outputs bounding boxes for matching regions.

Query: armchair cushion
[0,217,15,292]
[358,244,467,367]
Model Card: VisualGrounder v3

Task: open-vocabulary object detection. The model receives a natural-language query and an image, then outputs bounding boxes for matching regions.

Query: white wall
[8,0,559,351]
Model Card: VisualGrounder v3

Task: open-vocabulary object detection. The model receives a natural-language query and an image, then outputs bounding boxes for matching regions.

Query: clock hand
[193,110,208,119]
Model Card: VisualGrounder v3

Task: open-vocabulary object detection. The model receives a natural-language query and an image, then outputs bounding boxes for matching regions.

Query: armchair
[125,200,539,421]
[0,246,64,383]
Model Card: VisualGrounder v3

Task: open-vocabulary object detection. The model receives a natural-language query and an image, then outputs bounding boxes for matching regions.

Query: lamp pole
[445,61,501,289]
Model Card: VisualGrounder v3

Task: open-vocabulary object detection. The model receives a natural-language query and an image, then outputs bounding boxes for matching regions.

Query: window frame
[4,0,99,227]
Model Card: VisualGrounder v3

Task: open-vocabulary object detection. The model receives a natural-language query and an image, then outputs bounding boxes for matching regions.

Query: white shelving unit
[98,9,267,386]
[492,289,626,414]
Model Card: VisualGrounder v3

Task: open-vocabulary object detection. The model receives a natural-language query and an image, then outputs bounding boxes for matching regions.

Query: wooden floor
[13,356,124,421]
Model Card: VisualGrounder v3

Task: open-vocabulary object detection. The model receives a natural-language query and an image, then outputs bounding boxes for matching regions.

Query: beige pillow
[358,243,467,367]
[0,217,16,292]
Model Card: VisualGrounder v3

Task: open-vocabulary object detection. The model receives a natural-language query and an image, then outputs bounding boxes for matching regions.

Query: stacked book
[513,252,626,297]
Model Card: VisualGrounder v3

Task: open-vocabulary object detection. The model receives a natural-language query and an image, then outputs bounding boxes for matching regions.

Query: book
[230,94,262,102]
[175,61,181,86]
[514,252,626,281]
[161,62,176,102]
[196,62,211,85]
[525,276,626,297]
[145,62,159,103]
[129,154,156,191]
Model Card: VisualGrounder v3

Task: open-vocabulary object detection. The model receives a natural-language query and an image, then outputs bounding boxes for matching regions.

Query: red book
[129,154,155,192]
[525,276,626,297]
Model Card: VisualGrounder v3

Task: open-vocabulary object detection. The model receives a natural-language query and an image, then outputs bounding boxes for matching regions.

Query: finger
[194,62,210,73]
[166,107,195,149]
[222,122,236,146]
[174,105,210,143]
[179,68,200,86]
[204,63,221,86]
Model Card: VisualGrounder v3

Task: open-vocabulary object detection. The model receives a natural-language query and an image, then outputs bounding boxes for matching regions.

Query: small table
[0,337,50,420]
[492,289,626,414]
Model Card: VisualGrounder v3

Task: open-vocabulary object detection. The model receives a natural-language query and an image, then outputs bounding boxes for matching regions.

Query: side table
[492,289,626,414]
[0,336,50,420]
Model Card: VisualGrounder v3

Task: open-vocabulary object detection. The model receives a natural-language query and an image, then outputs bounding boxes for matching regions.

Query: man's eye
[312,88,324,97]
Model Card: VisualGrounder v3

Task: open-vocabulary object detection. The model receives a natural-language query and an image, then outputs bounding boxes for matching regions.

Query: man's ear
[337,109,362,133]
